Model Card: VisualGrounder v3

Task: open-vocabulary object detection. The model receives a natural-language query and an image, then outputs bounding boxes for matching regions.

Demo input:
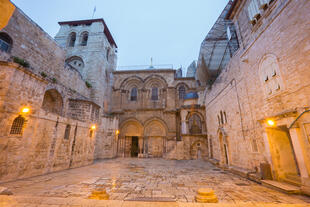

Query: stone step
[261,180,301,194]
[282,174,301,186]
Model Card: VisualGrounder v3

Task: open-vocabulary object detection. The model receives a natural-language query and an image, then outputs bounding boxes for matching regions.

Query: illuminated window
[10,116,25,135]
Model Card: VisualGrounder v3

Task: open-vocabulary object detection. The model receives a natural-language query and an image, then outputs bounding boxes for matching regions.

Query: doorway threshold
[262,180,301,194]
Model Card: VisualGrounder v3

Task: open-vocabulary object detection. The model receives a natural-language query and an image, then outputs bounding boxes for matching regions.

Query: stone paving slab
[1,158,310,205]
[1,196,310,207]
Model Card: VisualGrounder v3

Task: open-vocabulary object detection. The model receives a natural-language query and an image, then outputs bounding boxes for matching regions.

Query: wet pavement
[1,158,310,204]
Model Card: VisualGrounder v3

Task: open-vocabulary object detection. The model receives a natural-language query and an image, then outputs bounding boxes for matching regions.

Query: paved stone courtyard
[1,158,310,206]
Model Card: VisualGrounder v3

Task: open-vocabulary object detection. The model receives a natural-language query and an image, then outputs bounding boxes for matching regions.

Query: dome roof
[184,92,199,100]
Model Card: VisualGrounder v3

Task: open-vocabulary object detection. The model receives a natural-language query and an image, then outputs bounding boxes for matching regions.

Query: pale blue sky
[12,0,228,72]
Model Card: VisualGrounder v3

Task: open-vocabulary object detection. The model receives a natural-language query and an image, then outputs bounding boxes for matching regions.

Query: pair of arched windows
[217,111,227,125]
[68,32,88,47]
[129,87,159,101]
[259,55,282,96]
[0,32,13,53]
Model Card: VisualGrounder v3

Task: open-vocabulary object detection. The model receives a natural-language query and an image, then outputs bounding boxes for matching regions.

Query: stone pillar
[143,136,148,157]
[181,110,187,134]
[289,127,310,195]
[262,131,273,165]
[138,136,143,158]
[288,127,309,179]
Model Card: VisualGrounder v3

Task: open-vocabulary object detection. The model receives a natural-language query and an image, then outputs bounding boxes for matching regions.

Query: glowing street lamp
[21,107,30,114]
[115,130,120,135]
[91,125,96,130]
[267,119,275,127]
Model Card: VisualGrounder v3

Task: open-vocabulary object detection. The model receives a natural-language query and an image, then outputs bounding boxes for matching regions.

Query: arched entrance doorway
[144,119,167,158]
[218,128,229,166]
[118,120,143,157]
[267,126,300,184]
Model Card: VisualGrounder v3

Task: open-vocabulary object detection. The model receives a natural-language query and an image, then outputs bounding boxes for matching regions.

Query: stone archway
[218,128,229,166]
[190,140,208,160]
[266,126,300,184]
[144,119,167,158]
[119,119,143,157]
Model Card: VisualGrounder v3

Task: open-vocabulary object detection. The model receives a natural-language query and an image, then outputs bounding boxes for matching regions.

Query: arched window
[0,32,13,53]
[151,87,158,100]
[80,32,88,46]
[64,124,71,139]
[66,56,84,70]
[10,115,25,135]
[106,48,110,61]
[259,55,282,96]
[178,85,186,99]
[130,87,138,101]
[68,32,76,47]
[42,89,63,115]
[220,111,224,125]
[189,114,202,134]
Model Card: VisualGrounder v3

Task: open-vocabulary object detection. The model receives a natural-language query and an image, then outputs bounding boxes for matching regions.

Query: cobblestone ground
[1,158,310,206]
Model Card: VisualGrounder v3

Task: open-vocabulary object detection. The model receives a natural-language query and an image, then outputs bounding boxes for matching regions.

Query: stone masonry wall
[204,0,310,179]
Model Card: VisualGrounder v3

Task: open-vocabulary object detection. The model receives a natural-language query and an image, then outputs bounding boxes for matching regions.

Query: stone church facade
[112,69,207,159]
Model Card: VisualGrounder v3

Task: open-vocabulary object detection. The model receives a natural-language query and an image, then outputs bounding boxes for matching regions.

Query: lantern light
[267,119,275,127]
[21,107,30,113]
[115,130,120,135]
[91,125,96,130]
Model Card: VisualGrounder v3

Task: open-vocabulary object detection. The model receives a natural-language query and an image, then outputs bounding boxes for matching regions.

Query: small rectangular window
[151,88,158,100]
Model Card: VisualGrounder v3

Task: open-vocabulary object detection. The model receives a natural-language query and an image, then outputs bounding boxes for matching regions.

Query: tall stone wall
[0,8,119,182]
[204,0,310,193]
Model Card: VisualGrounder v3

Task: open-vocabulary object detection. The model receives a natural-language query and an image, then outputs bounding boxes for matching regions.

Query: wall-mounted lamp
[267,119,275,127]
[115,130,120,135]
[91,125,96,130]
[21,107,30,114]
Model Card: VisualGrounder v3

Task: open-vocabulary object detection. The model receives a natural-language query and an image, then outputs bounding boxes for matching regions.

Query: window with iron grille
[0,32,13,53]
[151,87,158,100]
[178,85,186,99]
[64,124,71,139]
[10,116,25,135]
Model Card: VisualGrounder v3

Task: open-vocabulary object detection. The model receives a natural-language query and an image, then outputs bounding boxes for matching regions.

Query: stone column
[262,131,273,165]
[289,127,309,178]
[289,126,310,195]
[138,136,143,158]
[181,110,187,134]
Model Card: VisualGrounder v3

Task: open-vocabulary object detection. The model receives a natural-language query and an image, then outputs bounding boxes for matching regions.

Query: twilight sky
[11,0,228,73]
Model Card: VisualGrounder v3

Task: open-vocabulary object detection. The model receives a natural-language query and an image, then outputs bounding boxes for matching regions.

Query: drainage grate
[125,197,176,202]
